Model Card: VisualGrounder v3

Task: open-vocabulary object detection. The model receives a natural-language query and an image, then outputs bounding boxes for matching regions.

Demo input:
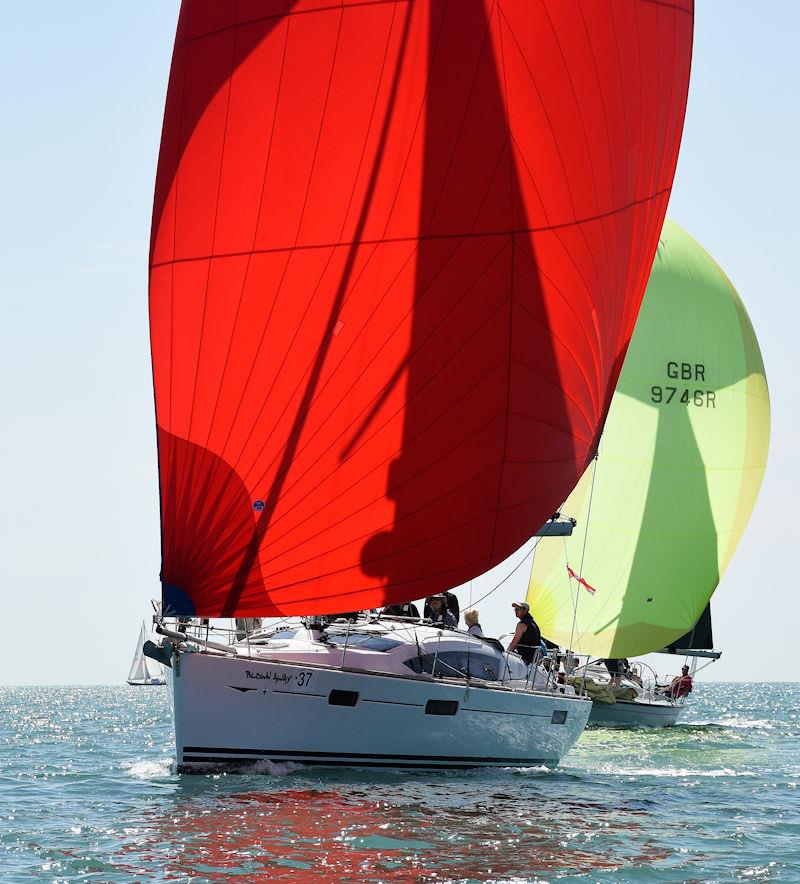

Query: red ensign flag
[567,566,596,595]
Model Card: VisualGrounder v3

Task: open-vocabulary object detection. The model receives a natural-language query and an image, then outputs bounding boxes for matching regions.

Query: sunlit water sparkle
[1,683,798,882]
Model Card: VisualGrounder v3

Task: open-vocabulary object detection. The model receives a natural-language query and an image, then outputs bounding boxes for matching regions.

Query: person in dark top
[424,591,459,625]
[507,601,542,665]
[603,658,623,685]
[331,612,360,623]
[427,594,456,628]
[382,602,420,618]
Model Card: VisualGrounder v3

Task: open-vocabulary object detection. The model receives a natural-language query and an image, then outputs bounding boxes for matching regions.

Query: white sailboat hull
[588,698,683,727]
[170,651,591,770]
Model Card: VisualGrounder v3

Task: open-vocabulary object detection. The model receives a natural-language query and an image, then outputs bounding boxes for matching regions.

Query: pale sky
[1,3,797,685]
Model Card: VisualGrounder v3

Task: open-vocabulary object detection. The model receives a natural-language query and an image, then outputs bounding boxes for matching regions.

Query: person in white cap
[507,601,542,665]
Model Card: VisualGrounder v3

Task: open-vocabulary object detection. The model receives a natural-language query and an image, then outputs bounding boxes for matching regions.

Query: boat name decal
[244,669,313,688]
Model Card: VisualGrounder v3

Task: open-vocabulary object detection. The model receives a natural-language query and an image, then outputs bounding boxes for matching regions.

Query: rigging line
[243,234,511,494]
[467,535,542,613]
[239,0,511,493]
[171,23,242,548]
[254,457,571,590]
[644,3,684,282]
[528,529,539,590]
[160,34,193,568]
[203,1,445,496]
[270,456,579,590]
[567,448,600,655]
[499,4,608,318]
[160,13,295,573]
[562,536,578,652]
[238,39,556,498]
[576,3,619,321]
[201,401,508,578]
[691,658,717,677]
[217,5,349,474]
[178,0,415,50]
[219,2,400,483]
[221,8,415,617]
[490,0,515,563]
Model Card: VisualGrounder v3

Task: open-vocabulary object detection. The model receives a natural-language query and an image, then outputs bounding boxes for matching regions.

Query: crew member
[428,594,456,628]
[464,609,483,637]
[507,602,542,665]
[382,602,420,618]
[667,664,693,698]
[603,658,623,685]
[424,591,460,625]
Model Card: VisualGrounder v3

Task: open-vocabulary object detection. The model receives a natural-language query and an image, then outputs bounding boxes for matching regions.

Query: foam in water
[251,759,299,776]
[600,766,758,778]
[173,758,300,776]
[122,757,174,779]
[691,717,776,730]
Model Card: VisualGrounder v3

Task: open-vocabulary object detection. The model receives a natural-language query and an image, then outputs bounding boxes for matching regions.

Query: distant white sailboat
[127,621,166,686]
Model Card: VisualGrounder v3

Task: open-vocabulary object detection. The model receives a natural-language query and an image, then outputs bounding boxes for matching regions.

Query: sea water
[1,683,798,882]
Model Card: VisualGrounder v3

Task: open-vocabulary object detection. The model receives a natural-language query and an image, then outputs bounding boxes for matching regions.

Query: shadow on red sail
[159,427,258,615]
[218,6,416,617]
[360,2,576,598]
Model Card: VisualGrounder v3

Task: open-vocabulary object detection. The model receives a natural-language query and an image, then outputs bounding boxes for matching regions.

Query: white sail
[127,621,164,685]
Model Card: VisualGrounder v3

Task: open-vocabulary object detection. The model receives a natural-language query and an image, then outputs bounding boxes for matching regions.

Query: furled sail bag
[150,1,694,616]
[528,220,770,657]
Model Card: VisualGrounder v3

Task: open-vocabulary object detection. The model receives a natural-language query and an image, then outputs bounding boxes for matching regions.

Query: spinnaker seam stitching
[150,189,674,270]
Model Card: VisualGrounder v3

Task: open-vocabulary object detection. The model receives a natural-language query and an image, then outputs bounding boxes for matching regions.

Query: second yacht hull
[588,698,683,727]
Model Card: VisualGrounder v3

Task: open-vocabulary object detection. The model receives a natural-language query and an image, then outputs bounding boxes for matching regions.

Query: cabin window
[551,710,567,725]
[325,633,404,652]
[403,652,500,680]
[425,699,459,716]
[328,690,359,707]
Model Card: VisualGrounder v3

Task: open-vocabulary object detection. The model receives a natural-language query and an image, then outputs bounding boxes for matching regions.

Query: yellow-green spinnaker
[526,220,770,658]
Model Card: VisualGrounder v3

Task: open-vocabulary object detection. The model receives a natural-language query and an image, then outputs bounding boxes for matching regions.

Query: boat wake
[596,765,757,778]
[122,757,175,779]
[250,760,300,776]
[687,717,776,731]
[175,759,300,777]
[507,765,553,776]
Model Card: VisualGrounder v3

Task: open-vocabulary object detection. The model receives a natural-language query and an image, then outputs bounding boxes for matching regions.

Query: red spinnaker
[149,0,693,617]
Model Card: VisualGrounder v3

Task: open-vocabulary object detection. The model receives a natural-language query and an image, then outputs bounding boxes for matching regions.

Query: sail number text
[651,361,715,408]
[245,668,314,688]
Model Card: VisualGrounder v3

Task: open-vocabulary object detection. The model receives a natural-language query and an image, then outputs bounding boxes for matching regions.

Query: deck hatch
[425,699,459,716]
[328,689,359,707]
